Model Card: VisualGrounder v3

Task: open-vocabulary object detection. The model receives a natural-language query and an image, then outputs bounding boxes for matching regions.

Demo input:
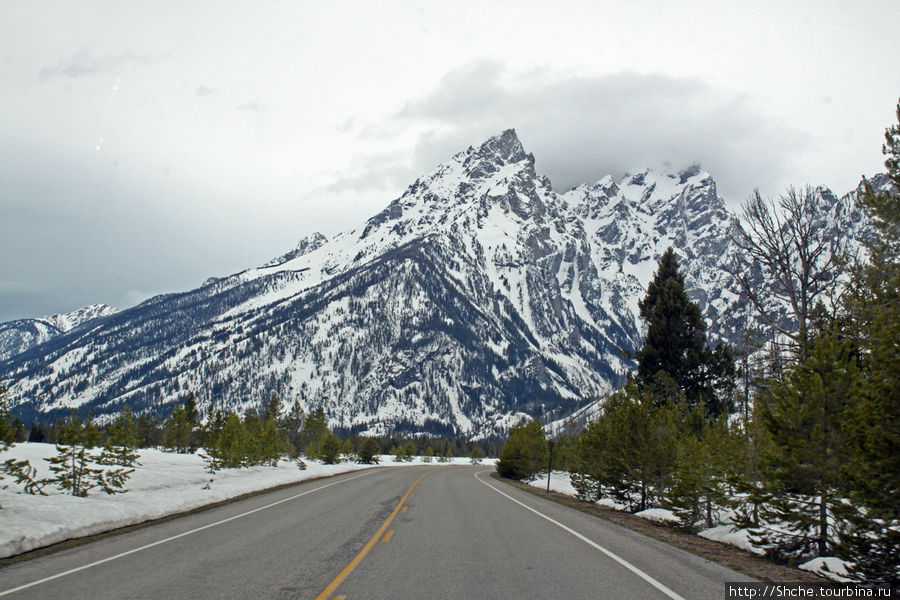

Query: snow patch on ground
[799,557,853,583]
[634,507,678,524]
[527,471,854,582]
[0,443,493,559]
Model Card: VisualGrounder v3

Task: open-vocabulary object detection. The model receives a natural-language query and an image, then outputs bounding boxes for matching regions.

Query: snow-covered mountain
[0,304,118,362]
[0,131,874,437]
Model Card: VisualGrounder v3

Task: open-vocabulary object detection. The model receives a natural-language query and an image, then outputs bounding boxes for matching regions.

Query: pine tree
[598,382,679,512]
[357,437,381,464]
[838,99,900,587]
[44,411,131,497]
[496,420,548,481]
[318,432,342,464]
[667,407,739,531]
[212,413,249,468]
[0,382,15,451]
[750,330,860,560]
[279,400,305,458]
[636,248,734,416]
[261,393,282,422]
[164,406,194,453]
[300,407,328,459]
[403,440,417,462]
[1,385,47,501]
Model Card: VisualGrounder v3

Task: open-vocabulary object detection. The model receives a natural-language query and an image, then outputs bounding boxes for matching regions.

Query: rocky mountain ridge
[0,130,874,437]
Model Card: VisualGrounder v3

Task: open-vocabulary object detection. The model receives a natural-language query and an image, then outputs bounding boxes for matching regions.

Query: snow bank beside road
[0,443,491,558]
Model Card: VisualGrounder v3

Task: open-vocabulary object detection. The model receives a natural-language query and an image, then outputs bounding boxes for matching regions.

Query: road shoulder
[490,472,827,585]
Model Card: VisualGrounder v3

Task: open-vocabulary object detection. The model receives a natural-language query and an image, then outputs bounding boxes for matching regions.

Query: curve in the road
[475,470,686,600]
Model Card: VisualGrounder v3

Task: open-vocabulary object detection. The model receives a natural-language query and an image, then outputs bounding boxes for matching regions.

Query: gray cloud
[196,85,218,98]
[39,50,151,81]
[349,60,809,205]
[236,101,262,113]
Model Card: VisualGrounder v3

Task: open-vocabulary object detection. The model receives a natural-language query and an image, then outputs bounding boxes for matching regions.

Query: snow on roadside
[634,507,678,524]
[799,557,853,583]
[0,443,493,559]
[528,471,854,582]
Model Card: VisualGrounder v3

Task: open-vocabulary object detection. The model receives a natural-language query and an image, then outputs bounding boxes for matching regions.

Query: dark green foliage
[403,440,416,462]
[667,408,740,531]
[0,383,15,452]
[2,384,47,500]
[300,407,329,459]
[44,411,132,496]
[837,100,900,587]
[357,437,381,464]
[575,382,679,512]
[279,400,305,458]
[745,330,860,560]
[496,419,548,481]
[164,394,201,454]
[2,458,47,496]
[134,413,164,448]
[469,447,485,464]
[318,432,342,464]
[636,248,735,417]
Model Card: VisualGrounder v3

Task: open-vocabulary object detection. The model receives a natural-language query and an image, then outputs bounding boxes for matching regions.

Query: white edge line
[475,471,687,600]
[0,470,376,598]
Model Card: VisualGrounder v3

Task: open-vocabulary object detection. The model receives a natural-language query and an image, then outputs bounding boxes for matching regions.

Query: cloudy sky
[1,1,898,322]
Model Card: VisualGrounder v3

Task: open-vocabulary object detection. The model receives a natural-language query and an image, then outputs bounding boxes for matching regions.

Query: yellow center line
[381,529,394,542]
[315,470,431,600]
[401,506,408,512]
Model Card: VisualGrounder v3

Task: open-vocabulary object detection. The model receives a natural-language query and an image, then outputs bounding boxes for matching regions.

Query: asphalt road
[0,465,754,599]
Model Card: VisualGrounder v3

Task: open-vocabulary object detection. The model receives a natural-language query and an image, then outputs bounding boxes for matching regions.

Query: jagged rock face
[0,304,117,362]
[0,131,874,438]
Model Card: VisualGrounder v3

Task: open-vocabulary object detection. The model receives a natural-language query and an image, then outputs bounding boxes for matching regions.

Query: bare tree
[728,186,846,361]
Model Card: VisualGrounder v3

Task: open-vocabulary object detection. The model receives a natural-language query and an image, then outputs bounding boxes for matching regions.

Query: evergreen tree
[212,413,249,468]
[496,420,548,481]
[261,393,282,423]
[636,248,734,416]
[600,382,679,512]
[0,383,48,502]
[469,447,485,465]
[100,406,141,482]
[135,413,163,448]
[44,411,130,496]
[667,406,739,531]
[300,407,329,458]
[0,382,15,451]
[357,437,381,464]
[838,99,900,587]
[570,417,612,502]
[279,400,305,458]
[390,444,407,462]
[422,446,434,463]
[164,404,195,453]
[403,440,417,462]
[318,432,342,464]
[750,330,860,560]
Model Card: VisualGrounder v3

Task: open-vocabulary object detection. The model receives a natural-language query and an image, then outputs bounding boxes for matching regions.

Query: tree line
[497,101,900,588]
[2,385,498,501]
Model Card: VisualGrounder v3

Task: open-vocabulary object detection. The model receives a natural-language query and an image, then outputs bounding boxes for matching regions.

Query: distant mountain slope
[0,304,118,361]
[0,131,874,437]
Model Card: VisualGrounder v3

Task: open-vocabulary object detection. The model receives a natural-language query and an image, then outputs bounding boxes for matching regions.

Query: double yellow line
[315,470,431,600]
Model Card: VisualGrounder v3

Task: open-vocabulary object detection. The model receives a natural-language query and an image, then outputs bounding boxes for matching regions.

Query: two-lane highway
[0,466,753,599]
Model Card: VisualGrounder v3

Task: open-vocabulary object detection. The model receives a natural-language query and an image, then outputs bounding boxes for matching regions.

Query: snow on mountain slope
[0,304,118,361]
[0,131,874,437]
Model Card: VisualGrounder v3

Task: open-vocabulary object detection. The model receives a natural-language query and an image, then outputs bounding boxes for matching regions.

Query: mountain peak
[478,128,527,163]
